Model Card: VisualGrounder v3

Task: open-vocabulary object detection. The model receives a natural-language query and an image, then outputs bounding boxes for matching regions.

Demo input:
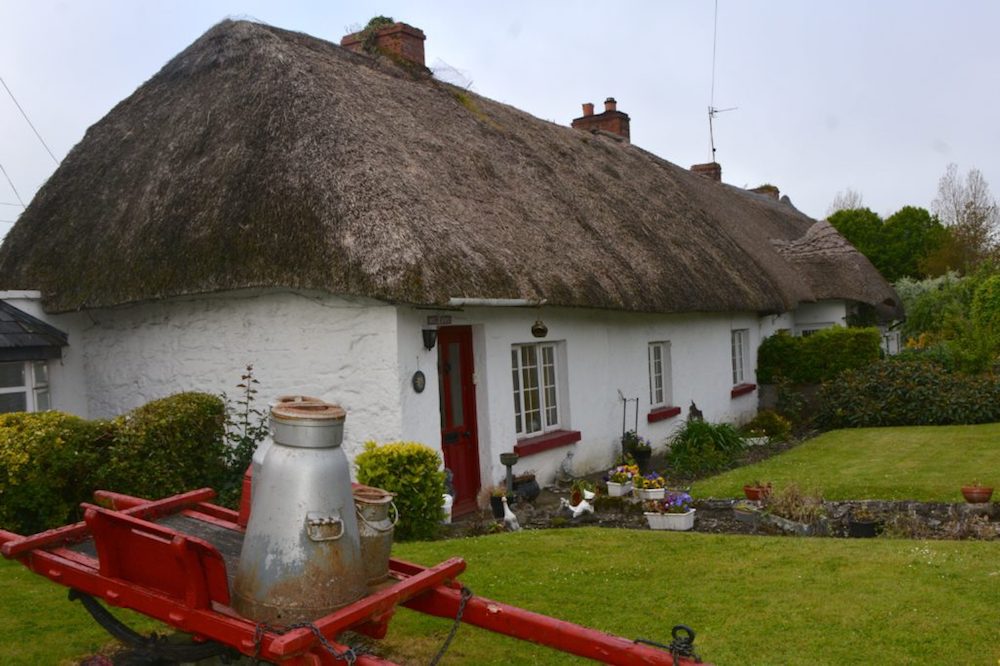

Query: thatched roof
[0,20,901,317]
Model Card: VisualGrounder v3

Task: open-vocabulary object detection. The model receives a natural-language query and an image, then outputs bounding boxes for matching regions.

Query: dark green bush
[817,359,1000,428]
[355,440,446,541]
[100,392,227,501]
[0,412,110,534]
[665,421,745,477]
[757,327,882,384]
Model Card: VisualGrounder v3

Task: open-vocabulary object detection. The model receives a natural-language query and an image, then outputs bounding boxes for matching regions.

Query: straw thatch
[0,20,901,317]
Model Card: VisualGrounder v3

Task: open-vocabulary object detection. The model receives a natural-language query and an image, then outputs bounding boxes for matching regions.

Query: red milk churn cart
[0,398,704,665]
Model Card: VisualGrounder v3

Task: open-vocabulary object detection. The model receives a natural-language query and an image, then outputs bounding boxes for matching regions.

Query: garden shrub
[665,420,745,477]
[0,412,110,534]
[743,410,792,442]
[816,359,1000,428]
[355,440,446,541]
[756,327,882,385]
[100,392,228,501]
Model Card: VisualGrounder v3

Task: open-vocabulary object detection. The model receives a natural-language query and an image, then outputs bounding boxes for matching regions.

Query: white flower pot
[606,481,632,497]
[635,487,666,500]
[644,509,695,531]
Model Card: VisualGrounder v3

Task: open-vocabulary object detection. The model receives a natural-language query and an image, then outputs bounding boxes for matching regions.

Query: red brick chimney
[691,162,722,182]
[572,97,630,141]
[341,22,426,67]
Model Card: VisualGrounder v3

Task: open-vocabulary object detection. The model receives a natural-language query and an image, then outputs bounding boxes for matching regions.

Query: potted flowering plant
[633,472,666,500]
[643,490,695,531]
[622,430,653,471]
[604,463,639,497]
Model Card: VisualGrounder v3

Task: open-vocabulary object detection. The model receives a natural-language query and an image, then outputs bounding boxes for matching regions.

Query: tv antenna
[708,0,737,162]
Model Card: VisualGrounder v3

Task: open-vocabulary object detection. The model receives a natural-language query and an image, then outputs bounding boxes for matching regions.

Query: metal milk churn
[352,485,397,586]
[232,399,366,623]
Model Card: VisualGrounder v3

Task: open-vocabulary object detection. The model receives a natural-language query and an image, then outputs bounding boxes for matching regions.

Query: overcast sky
[3,1,999,238]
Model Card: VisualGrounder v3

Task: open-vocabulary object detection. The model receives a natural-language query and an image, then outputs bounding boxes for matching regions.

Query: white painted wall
[19,288,841,490]
[792,300,848,334]
[52,289,403,464]
[397,305,765,488]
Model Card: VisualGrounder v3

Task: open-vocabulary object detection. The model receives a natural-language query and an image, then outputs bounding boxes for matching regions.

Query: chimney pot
[571,97,630,142]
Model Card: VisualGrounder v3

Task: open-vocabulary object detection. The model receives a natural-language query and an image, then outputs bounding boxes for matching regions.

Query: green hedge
[0,412,110,535]
[100,392,227,501]
[757,327,882,384]
[816,359,1000,428]
[355,441,445,541]
[0,393,227,535]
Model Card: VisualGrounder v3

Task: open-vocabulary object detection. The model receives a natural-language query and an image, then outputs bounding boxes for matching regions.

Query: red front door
[437,326,481,515]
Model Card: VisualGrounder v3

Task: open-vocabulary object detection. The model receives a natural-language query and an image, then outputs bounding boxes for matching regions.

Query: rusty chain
[429,585,473,666]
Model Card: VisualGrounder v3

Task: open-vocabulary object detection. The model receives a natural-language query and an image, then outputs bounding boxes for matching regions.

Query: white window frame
[0,360,50,413]
[511,342,562,438]
[648,341,672,408]
[731,329,750,386]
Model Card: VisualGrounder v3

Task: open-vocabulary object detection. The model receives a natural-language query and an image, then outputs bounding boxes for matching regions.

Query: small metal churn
[232,399,366,623]
[352,485,398,586]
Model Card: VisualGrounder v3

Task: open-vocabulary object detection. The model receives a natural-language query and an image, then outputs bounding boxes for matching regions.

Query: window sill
[731,383,757,399]
[514,429,582,457]
[646,405,681,423]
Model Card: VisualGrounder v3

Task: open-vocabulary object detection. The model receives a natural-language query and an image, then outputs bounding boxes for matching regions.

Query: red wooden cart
[0,487,703,664]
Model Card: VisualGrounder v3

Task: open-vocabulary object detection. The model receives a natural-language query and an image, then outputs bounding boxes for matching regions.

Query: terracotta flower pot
[961,486,994,504]
[743,485,771,502]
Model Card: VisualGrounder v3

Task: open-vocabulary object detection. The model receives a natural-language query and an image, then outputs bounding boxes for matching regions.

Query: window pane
[511,350,522,434]
[0,362,24,389]
[542,346,558,427]
[0,392,26,413]
[34,389,50,412]
[521,347,541,434]
[32,361,48,386]
[649,343,665,405]
[447,342,463,426]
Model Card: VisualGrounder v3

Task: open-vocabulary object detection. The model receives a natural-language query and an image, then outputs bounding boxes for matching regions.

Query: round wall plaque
[412,370,426,393]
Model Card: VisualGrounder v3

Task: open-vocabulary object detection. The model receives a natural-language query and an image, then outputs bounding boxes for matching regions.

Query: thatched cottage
[0,20,899,513]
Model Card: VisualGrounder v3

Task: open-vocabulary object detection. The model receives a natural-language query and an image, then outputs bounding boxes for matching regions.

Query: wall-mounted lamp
[531,319,548,338]
[422,328,438,350]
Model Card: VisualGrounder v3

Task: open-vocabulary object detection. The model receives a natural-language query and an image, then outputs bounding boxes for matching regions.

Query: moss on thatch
[0,20,900,318]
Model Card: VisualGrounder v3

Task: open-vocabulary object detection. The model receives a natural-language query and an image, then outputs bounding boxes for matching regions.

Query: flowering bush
[633,472,665,490]
[605,464,639,484]
[644,491,693,514]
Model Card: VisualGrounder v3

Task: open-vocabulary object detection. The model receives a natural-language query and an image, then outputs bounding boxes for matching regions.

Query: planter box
[644,509,695,531]
[606,481,633,497]
[733,508,761,527]
[635,487,665,501]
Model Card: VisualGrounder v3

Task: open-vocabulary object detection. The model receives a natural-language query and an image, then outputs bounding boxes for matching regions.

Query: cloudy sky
[2,1,999,238]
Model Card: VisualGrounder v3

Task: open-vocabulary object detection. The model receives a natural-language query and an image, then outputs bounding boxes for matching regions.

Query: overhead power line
[0,75,59,165]
[0,161,26,208]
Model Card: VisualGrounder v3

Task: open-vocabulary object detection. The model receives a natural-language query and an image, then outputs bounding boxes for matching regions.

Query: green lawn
[692,424,1000,501]
[0,557,164,665]
[2,529,998,665]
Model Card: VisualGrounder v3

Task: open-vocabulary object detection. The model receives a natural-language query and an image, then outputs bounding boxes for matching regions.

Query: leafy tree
[880,206,947,280]
[931,163,999,273]
[828,207,883,267]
